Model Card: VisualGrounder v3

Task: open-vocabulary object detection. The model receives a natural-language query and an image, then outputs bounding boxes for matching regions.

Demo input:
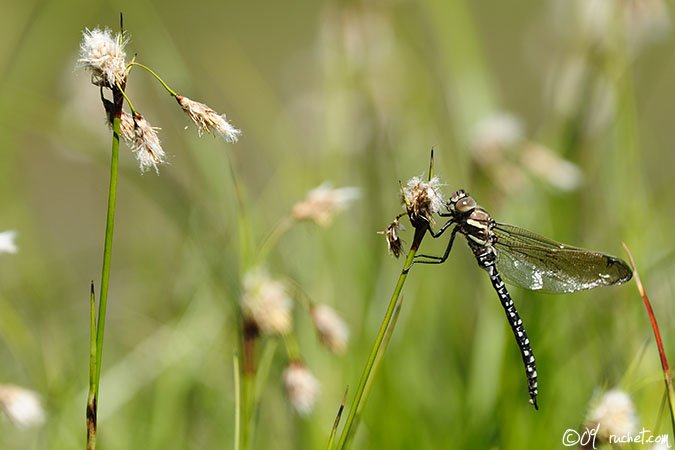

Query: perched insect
[405,189,632,409]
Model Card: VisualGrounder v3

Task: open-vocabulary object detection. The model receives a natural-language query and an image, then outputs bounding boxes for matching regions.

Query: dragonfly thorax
[447,190,496,248]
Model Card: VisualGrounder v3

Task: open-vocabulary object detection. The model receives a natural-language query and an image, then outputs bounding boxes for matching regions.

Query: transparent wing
[492,223,632,293]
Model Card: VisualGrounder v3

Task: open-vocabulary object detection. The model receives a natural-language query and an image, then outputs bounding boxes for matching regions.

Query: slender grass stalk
[86,282,97,450]
[87,109,121,450]
[128,62,178,97]
[326,386,350,450]
[95,114,121,386]
[234,353,241,450]
[252,340,279,403]
[257,216,294,263]
[623,244,675,436]
[355,294,404,423]
[227,153,257,450]
[336,225,426,449]
[249,340,278,444]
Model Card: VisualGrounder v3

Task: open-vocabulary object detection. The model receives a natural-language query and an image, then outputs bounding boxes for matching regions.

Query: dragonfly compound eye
[455,196,477,214]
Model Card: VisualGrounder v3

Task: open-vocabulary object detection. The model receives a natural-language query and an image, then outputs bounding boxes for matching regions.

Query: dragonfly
[405,189,633,409]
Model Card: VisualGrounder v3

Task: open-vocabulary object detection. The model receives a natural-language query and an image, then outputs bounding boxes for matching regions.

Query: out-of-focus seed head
[291,183,361,227]
[241,268,293,336]
[521,144,582,191]
[311,304,349,354]
[78,28,128,88]
[0,230,18,254]
[378,218,404,258]
[469,112,524,164]
[283,362,320,416]
[401,176,444,224]
[0,385,45,428]
[114,112,166,173]
[585,389,638,443]
[176,95,241,143]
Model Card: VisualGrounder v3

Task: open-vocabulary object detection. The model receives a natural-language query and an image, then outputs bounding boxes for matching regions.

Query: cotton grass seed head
[283,362,320,416]
[78,27,128,89]
[241,268,293,336]
[0,385,45,428]
[291,183,361,227]
[470,112,523,162]
[115,112,166,173]
[402,176,444,223]
[521,144,582,192]
[379,217,404,258]
[176,95,241,142]
[0,230,18,254]
[585,389,638,443]
[311,304,349,354]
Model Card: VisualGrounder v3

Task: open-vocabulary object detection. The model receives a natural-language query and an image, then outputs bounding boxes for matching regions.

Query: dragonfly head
[448,190,477,215]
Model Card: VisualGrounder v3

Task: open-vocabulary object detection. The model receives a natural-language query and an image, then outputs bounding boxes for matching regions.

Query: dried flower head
[585,389,638,443]
[311,304,349,354]
[176,95,241,142]
[283,362,320,415]
[379,217,404,258]
[78,27,128,88]
[0,385,45,428]
[291,183,361,227]
[0,230,18,254]
[401,176,444,223]
[115,111,166,173]
[241,268,293,335]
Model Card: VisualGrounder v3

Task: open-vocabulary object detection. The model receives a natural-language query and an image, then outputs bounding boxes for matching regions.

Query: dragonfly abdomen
[477,247,539,409]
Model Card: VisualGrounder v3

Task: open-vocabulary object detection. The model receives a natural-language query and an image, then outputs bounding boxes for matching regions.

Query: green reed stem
[234,353,241,450]
[326,386,349,450]
[336,226,425,449]
[95,114,120,387]
[86,283,97,450]
[87,113,121,450]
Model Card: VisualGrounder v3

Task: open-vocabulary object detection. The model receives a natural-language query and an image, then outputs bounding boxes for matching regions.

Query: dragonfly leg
[428,218,455,238]
[403,226,459,274]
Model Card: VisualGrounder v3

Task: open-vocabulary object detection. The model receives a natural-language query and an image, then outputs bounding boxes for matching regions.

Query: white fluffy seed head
[0,230,18,254]
[241,268,293,335]
[78,28,128,88]
[283,362,320,416]
[115,112,166,173]
[291,183,361,227]
[311,304,349,354]
[0,385,45,428]
[402,176,445,223]
[585,389,638,442]
[176,95,241,142]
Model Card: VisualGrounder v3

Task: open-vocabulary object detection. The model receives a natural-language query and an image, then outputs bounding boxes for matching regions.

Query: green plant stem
[257,216,294,264]
[87,112,121,450]
[336,225,426,449]
[128,62,178,97]
[327,386,350,450]
[95,114,120,386]
[86,283,97,450]
[234,353,241,450]
[241,373,254,450]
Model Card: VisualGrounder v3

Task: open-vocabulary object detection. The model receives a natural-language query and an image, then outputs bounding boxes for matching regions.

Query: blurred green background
[1,0,675,448]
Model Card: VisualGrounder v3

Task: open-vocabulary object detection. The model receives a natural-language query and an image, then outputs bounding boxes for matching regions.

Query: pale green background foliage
[1,0,674,449]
